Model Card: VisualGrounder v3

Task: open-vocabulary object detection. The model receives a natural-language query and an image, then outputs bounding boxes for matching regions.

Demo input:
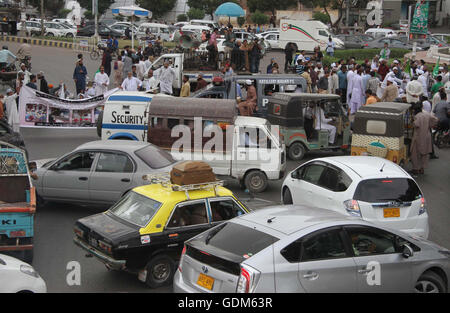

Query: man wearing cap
[406,80,424,104]
[37,71,49,94]
[377,59,390,81]
[267,58,276,74]
[238,80,257,116]
[381,77,398,102]
[17,63,31,85]
[5,88,19,132]
[417,69,428,97]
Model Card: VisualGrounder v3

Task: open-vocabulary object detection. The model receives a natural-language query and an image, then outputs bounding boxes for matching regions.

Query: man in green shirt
[431,75,443,97]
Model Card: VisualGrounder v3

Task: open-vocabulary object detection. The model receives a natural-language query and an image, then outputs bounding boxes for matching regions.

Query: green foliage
[247,0,297,15]
[137,0,177,18]
[187,0,239,18]
[77,0,115,17]
[177,14,188,22]
[57,9,73,18]
[237,16,246,27]
[251,10,269,25]
[84,10,94,20]
[187,8,206,20]
[312,12,331,24]
[322,48,410,66]
[28,0,66,16]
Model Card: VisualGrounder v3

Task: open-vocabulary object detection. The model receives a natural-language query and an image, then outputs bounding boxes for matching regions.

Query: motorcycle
[433,126,450,148]
[19,56,32,71]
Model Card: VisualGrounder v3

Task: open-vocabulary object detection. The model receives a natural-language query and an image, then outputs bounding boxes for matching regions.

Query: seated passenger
[238,80,257,116]
[314,103,336,144]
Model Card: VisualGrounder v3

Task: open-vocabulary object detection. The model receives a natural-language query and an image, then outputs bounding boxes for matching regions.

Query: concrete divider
[0,35,94,52]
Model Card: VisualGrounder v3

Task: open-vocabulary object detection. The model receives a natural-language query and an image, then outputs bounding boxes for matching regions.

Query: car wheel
[47,33,54,37]
[288,142,306,161]
[415,271,446,293]
[144,254,175,288]
[283,188,293,205]
[66,33,74,38]
[96,111,103,138]
[244,170,268,193]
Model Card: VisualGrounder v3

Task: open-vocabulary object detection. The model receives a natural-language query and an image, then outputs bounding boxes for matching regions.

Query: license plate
[384,208,400,218]
[197,273,214,290]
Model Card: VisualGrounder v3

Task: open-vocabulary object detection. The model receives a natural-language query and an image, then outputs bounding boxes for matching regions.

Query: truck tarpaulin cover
[18,86,118,128]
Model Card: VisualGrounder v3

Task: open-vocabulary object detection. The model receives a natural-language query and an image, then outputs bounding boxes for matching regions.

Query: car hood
[0,253,30,269]
[75,212,141,245]
[31,158,56,169]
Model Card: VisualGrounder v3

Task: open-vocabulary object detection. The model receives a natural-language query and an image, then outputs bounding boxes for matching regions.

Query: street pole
[40,0,44,36]
[407,5,412,43]
[346,0,350,27]
[93,0,98,40]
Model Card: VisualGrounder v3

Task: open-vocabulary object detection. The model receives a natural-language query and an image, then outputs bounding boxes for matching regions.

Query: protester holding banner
[94,66,110,96]
[5,89,19,132]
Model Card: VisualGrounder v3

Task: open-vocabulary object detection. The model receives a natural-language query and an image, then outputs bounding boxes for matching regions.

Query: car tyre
[144,254,175,288]
[283,188,293,205]
[244,170,268,194]
[415,271,446,293]
[96,110,103,137]
[47,33,54,37]
[288,142,306,161]
[66,33,74,38]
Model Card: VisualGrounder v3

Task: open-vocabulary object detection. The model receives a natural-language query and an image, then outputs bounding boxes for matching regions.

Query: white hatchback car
[0,254,47,293]
[281,156,429,238]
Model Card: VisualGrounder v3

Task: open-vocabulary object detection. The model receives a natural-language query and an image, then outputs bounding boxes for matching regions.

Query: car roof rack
[142,173,224,200]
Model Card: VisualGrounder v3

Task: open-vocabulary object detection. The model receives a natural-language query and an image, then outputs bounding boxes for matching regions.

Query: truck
[146,96,286,193]
[279,19,344,52]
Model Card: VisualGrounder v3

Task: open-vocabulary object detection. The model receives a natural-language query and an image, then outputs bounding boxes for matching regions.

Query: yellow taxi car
[73,176,250,288]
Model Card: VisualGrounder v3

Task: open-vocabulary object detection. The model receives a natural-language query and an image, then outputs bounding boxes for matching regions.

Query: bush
[187,8,205,20]
[177,14,188,22]
[251,10,268,25]
[312,12,330,24]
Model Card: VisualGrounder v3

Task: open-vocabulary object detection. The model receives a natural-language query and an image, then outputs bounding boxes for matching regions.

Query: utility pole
[345,0,350,27]
[93,0,98,39]
[40,0,44,36]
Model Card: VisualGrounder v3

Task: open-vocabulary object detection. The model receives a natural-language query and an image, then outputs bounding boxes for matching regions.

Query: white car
[110,22,138,36]
[44,22,77,38]
[257,31,280,49]
[0,254,47,293]
[281,156,429,238]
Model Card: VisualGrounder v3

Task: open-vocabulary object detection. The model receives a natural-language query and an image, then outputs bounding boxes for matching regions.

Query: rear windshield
[201,222,279,258]
[135,145,176,169]
[354,178,422,203]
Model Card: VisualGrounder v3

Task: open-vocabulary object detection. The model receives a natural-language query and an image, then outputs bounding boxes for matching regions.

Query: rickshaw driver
[314,102,337,144]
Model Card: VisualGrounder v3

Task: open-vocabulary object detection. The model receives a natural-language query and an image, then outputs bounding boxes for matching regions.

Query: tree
[251,10,269,25]
[305,0,357,29]
[137,0,177,19]
[28,0,65,16]
[177,14,188,22]
[247,0,297,16]
[187,0,239,19]
[77,0,115,17]
[57,9,73,19]
[187,8,205,20]
[313,11,331,24]
[237,16,246,27]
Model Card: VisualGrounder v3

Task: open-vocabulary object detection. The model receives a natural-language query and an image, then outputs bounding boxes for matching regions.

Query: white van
[181,24,211,34]
[189,19,219,30]
[279,19,344,52]
[365,28,397,38]
[137,23,171,41]
[99,91,174,141]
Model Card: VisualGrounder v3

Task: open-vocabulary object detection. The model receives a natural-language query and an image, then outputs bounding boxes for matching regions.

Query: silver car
[32,140,176,206]
[174,206,449,293]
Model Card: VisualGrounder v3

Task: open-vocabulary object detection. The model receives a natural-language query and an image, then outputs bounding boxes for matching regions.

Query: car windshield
[109,191,161,227]
[354,178,422,203]
[135,144,176,169]
[197,222,279,258]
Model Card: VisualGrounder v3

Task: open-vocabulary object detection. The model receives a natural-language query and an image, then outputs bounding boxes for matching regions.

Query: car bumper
[173,270,205,293]
[73,237,126,271]
[367,214,429,239]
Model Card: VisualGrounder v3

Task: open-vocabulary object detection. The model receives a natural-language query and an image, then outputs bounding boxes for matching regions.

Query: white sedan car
[44,22,77,38]
[257,31,280,49]
[0,254,47,293]
[282,156,429,238]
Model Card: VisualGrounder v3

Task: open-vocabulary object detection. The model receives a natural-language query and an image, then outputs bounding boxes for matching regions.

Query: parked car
[44,22,76,38]
[73,174,251,288]
[282,156,429,238]
[52,18,76,28]
[16,21,42,35]
[77,24,122,38]
[109,22,138,36]
[174,206,450,293]
[31,140,177,206]
[336,34,375,49]
[0,254,47,293]
[257,31,280,49]
[365,28,398,38]
[432,33,450,43]
[397,35,448,50]
[364,37,422,50]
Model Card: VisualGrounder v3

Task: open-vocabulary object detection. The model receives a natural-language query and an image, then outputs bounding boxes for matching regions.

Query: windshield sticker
[141,235,151,244]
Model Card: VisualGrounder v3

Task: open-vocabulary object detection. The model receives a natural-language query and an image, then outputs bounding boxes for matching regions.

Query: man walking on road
[157,61,175,95]
[94,66,110,96]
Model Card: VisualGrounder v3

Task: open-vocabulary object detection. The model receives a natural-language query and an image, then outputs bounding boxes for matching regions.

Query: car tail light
[364,43,368,46]
[178,245,186,272]
[74,226,84,238]
[344,199,362,217]
[419,197,427,215]
[98,240,112,254]
[236,264,260,293]
[10,230,26,237]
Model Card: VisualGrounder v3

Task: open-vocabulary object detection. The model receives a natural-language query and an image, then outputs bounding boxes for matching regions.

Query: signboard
[410,0,429,35]
[79,39,89,47]
[18,86,118,129]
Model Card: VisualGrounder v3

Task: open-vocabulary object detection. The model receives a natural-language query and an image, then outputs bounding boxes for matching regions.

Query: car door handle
[79,177,88,181]
[358,269,372,275]
[302,272,319,280]
[121,178,131,182]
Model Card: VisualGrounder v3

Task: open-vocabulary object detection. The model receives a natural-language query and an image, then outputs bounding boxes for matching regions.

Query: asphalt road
[2,41,449,292]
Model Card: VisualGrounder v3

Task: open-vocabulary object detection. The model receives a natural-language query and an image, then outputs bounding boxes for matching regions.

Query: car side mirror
[402,244,414,258]
[291,171,299,180]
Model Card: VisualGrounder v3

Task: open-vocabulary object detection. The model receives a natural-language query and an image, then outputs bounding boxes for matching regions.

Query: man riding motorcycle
[0,46,17,71]
[16,39,32,71]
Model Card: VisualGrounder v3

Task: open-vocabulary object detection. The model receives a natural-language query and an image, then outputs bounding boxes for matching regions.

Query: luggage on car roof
[170,161,216,186]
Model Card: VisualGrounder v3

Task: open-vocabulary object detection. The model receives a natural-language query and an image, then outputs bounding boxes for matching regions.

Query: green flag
[433,57,440,77]
[404,59,411,76]
[381,48,386,59]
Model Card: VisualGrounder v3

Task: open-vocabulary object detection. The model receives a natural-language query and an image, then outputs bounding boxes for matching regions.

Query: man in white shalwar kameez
[314,103,336,144]
[121,72,142,91]
[143,69,159,93]
[94,66,110,96]
[377,69,404,99]
[157,61,175,95]
[349,68,365,116]
[5,89,19,132]
[346,65,355,104]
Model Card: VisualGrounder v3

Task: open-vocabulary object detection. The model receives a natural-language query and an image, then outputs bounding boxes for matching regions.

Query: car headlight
[20,265,39,278]
[418,197,427,215]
